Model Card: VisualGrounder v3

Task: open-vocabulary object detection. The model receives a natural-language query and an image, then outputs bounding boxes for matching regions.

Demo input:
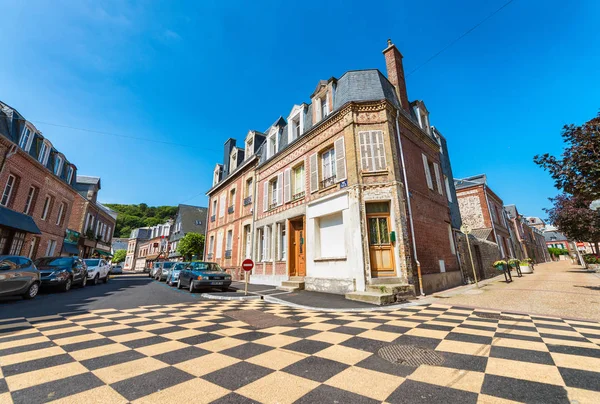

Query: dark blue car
[177,262,232,292]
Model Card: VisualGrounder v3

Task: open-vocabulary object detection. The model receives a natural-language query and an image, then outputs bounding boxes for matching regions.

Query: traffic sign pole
[241,259,254,296]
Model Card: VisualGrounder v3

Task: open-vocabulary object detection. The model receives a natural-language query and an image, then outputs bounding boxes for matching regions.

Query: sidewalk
[423,260,600,322]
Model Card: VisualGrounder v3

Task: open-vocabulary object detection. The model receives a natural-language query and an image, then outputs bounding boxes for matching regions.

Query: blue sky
[1,0,599,220]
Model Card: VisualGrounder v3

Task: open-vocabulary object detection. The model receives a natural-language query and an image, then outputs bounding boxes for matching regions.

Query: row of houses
[123,204,207,271]
[202,40,551,303]
[0,101,116,259]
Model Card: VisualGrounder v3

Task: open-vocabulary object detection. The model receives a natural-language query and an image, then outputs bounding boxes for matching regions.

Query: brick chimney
[383,39,410,112]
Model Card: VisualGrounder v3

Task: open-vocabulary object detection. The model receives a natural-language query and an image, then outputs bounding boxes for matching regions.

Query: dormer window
[213,165,222,186]
[19,127,33,151]
[321,97,329,118]
[267,129,278,159]
[54,155,63,176]
[66,166,74,184]
[287,105,304,143]
[245,137,254,158]
[38,141,50,165]
[229,150,237,172]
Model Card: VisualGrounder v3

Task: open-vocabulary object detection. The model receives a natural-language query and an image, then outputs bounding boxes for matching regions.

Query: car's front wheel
[23,282,39,299]
[103,273,109,283]
[177,279,182,289]
[80,276,87,288]
[62,278,72,292]
[92,274,99,285]
[189,281,195,293]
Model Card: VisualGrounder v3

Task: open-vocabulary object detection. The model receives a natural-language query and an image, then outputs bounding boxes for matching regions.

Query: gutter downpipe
[395,112,424,296]
[483,184,502,258]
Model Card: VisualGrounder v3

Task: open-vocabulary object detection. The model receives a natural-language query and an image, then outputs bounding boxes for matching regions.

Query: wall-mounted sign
[340,180,348,189]
[64,229,80,244]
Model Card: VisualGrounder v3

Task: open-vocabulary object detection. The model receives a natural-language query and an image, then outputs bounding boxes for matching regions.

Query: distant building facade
[169,204,208,261]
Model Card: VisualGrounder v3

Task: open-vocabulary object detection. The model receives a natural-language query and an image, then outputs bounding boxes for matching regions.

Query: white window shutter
[433,163,443,195]
[309,153,318,193]
[216,231,223,258]
[374,130,386,171]
[277,173,283,206]
[284,168,291,203]
[359,131,370,171]
[334,137,346,182]
[263,181,269,212]
[422,154,433,189]
[219,194,226,217]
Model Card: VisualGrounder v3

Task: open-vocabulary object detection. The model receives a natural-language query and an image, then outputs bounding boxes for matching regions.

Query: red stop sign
[242,259,254,272]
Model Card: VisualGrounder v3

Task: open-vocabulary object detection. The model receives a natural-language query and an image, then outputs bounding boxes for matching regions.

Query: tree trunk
[594,241,599,255]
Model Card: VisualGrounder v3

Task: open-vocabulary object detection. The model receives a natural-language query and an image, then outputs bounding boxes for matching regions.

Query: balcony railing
[210,215,216,222]
[207,253,213,260]
[225,250,232,259]
[243,196,252,206]
[269,202,278,210]
[320,175,336,189]
[292,191,305,201]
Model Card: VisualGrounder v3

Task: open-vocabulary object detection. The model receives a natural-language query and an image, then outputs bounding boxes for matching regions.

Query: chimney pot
[383,41,410,112]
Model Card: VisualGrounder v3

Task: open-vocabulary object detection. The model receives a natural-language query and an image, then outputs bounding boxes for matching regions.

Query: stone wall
[455,232,501,282]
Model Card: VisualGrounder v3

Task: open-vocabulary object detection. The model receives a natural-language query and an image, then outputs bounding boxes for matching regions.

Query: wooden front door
[367,203,395,277]
[289,218,306,277]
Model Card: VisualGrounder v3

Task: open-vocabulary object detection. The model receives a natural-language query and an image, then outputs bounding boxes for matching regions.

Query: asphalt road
[0,274,204,320]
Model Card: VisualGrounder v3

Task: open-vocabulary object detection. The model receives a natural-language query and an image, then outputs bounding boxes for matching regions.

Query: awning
[0,206,41,234]
[62,242,79,255]
[95,249,112,257]
[146,254,160,261]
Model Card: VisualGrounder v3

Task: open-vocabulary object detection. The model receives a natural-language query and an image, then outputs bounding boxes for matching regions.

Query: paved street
[1,273,600,403]
[430,260,600,322]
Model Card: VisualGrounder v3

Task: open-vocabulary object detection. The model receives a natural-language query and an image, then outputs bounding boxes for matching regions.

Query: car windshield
[34,257,73,267]
[162,262,174,269]
[173,262,189,270]
[188,262,223,272]
[84,259,100,266]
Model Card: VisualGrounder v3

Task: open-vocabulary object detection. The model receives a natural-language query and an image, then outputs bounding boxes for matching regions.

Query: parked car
[149,262,162,278]
[177,262,232,292]
[155,262,175,282]
[166,262,189,286]
[84,259,111,285]
[0,255,40,299]
[35,257,88,292]
[111,265,123,274]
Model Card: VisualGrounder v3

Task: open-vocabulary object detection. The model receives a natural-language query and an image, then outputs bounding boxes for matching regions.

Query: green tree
[177,233,205,261]
[112,249,127,263]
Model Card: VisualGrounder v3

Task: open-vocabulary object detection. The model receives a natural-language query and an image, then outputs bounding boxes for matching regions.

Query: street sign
[242,259,254,272]
[460,224,471,234]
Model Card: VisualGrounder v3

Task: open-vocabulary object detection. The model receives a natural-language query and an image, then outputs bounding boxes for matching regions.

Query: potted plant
[493,260,507,270]
[520,260,533,274]
[507,259,519,269]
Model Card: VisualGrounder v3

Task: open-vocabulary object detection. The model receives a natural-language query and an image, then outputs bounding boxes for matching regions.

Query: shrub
[583,254,600,264]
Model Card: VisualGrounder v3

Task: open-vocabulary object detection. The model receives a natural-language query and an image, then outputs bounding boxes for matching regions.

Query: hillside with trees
[104,203,177,238]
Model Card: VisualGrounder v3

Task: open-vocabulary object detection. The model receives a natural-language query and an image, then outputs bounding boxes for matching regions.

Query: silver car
[166,262,189,286]
[156,262,175,282]
[0,255,40,299]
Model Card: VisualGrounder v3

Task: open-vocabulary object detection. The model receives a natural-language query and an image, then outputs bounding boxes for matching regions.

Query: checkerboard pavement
[1,301,599,403]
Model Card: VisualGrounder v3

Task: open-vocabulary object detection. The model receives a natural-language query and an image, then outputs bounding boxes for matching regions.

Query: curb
[262,294,426,313]
[200,293,262,301]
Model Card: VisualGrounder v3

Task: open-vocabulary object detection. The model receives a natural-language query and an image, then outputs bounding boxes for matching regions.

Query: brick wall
[455,232,501,282]
[0,140,77,258]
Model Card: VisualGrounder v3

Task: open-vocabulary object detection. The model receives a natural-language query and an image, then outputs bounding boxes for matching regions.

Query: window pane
[378,218,390,243]
[368,218,379,245]
[366,202,390,214]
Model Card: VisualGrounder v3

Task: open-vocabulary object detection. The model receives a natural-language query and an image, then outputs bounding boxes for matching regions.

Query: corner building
[206,41,460,297]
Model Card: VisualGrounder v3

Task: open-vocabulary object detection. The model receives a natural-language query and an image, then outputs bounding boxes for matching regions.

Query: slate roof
[454,174,487,190]
[470,228,494,241]
[77,175,101,185]
[504,205,518,219]
[111,238,128,252]
[543,231,568,242]
[170,204,208,242]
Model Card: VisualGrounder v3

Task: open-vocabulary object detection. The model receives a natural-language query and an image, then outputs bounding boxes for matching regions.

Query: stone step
[345,291,395,305]
[278,280,305,292]
[289,276,305,281]
[276,286,298,292]
[366,283,414,297]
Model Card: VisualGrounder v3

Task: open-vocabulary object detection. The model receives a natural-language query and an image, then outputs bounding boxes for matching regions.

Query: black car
[177,262,232,292]
[35,257,88,292]
[0,255,40,299]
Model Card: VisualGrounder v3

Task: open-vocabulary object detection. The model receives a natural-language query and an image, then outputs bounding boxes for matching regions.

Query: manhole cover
[224,310,297,329]
[378,345,444,367]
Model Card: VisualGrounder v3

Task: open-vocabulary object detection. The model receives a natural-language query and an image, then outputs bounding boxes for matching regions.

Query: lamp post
[460,224,479,288]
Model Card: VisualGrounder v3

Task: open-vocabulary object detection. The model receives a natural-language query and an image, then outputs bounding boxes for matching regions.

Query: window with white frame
[226,230,232,251]
[320,97,329,119]
[444,175,453,202]
[215,230,223,258]
[321,148,336,185]
[66,166,74,184]
[278,223,286,261]
[245,136,254,157]
[23,186,37,215]
[315,212,345,258]
[448,224,456,255]
[267,130,277,159]
[208,235,215,256]
[56,202,66,226]
[245,177,253,198]
[45,239,57,256]
[38,142,50,164]
[54,156,63,176]
[268,177,279,208]
[290,116,301,142]
[229,150,237,172]
[1,175,16,207]
[212,199,217,217]
[19,128,32,151]
[41,196,52,220]
[292,164,305,199]
[422,154,434,190]
[359,131,387,172]
[257,228,264,261]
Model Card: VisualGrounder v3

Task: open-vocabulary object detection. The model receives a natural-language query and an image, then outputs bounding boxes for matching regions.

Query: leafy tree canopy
[103,204,177,238]
[177,233,205,261]
[112,249,127,263]
[534,113,600,201]
[545,194,600,250]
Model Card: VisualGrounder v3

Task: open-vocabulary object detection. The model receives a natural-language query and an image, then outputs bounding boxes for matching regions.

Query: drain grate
[224,310,297,329]
[475,312,515,321]
[378,345,444,367]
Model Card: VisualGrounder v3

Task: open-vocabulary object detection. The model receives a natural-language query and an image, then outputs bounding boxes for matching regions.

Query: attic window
[245,137,253,158]
[213,166,221,185]
[230,150,237,172]
[321,97,329,119]
[267,129,278,159]
[287,106,304,143]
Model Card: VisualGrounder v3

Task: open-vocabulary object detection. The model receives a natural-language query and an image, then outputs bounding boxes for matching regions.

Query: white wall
[306,191,365,292]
